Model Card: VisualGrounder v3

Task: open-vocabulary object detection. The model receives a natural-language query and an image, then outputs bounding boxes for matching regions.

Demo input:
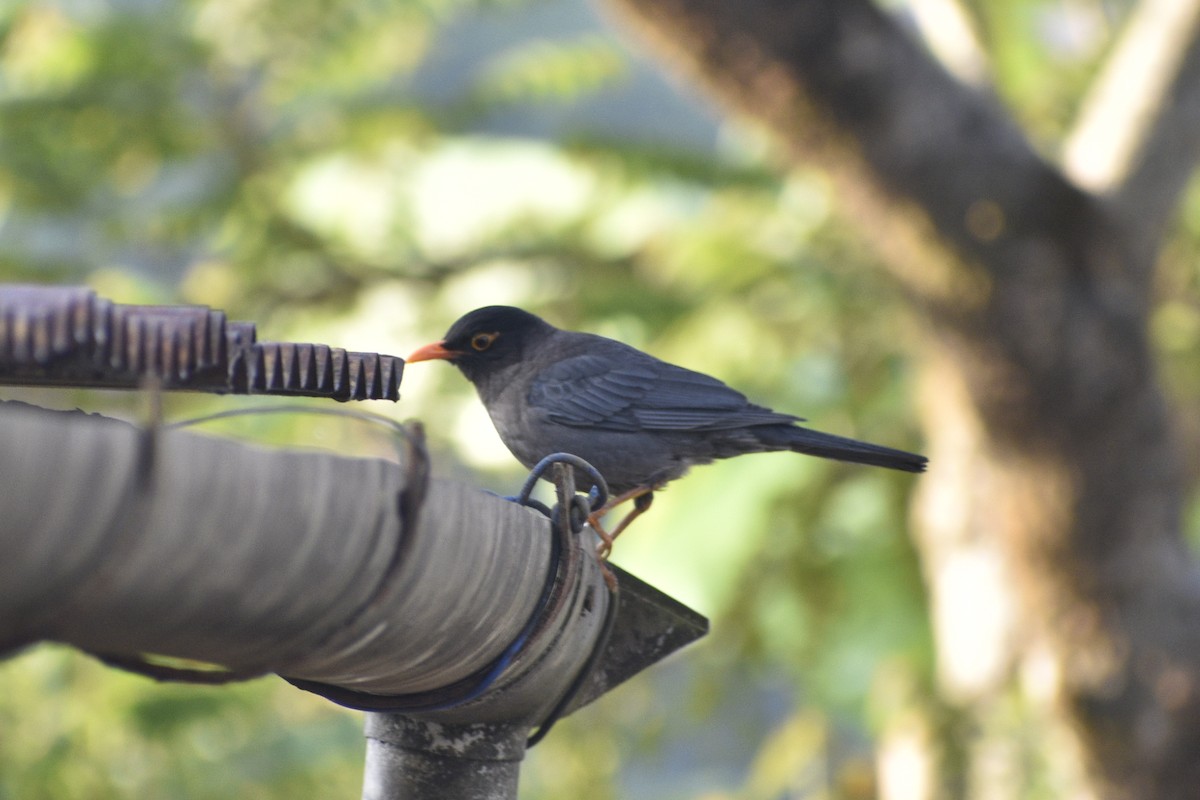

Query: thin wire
[518,453,619,748]
[517,452,610,516]
[526,579,619,747]
[169,404,415,462]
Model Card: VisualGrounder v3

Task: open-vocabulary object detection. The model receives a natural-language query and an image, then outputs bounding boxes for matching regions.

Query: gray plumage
[408,306,927,495]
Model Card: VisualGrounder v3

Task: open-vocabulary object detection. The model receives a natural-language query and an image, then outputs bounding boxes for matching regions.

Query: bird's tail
[763,425,928,473]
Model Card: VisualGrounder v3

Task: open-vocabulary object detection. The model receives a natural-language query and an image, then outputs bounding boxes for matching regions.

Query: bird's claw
[589,513,616,560]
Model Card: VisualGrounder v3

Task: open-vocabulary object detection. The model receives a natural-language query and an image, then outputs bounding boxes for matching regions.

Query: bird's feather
[529,353,801,432]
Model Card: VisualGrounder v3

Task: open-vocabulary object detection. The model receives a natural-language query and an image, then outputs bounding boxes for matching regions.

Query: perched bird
[408,306,926,554]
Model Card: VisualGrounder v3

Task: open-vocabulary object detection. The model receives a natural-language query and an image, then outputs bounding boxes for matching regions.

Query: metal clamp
[513,452,610,531]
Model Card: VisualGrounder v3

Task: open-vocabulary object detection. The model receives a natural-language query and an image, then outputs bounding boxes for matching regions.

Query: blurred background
[2,0,1196,797]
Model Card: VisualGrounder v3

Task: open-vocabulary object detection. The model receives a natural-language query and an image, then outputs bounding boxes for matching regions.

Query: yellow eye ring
[471,332,498,351]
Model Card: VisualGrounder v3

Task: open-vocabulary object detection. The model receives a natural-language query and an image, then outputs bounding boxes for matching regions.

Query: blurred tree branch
[905,0,990,86]
[599,0,1200,796]
[1065,0,1200,251]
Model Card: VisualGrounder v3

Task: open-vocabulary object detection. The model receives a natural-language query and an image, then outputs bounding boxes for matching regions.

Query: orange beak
[406,340,458,363]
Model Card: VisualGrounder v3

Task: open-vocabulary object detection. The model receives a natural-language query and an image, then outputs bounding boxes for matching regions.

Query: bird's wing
[528,353,801,432]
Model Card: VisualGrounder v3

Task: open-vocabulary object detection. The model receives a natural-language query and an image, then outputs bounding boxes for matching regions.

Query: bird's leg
[605,491,654,551]
[590,486,656,561]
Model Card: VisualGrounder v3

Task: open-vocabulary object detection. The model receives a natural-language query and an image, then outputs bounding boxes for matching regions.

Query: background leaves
[3,0,1184,797]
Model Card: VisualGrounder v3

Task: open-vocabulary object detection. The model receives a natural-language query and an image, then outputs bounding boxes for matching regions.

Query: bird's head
[406,306,553,384]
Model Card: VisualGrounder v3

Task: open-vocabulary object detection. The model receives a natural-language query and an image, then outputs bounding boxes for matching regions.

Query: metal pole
[362,715,528,800]
[0,403,554,688]
[0,401,708,798]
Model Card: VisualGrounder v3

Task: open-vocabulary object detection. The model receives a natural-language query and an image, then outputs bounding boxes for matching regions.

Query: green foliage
[5,0,1181,797]
[470,35,627,107]
[0,647,362,800]
[969,0,1110,140]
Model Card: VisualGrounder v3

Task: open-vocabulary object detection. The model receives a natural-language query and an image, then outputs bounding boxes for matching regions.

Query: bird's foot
[579,514,622,589]
[590,488,656,561]
[586,486,657,591]
[587,511,616,559]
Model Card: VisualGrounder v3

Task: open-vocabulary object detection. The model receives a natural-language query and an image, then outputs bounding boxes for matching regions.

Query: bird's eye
[471,332,498,351]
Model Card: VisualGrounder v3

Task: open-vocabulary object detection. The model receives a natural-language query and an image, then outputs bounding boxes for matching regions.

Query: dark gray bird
[408,306,926,551]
